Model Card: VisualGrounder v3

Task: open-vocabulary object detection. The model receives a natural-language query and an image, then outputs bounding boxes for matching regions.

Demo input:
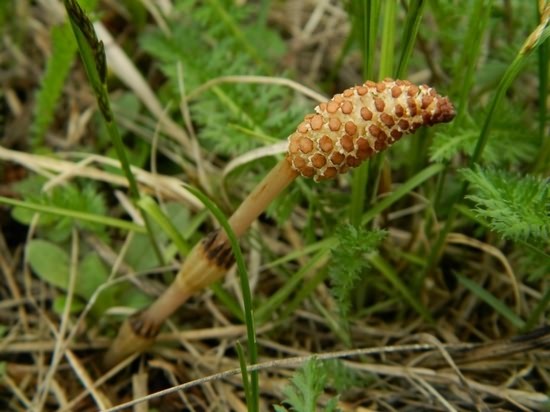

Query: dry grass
[0,1,548,411]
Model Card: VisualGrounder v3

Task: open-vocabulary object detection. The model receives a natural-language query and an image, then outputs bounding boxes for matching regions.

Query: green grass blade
[210,283,244,322]
[235,342,253,410]
[379,0,396,78]
[349,161,370,226]
[280,267,330,326]
[369,254,433,323]
[262,238,335,270]
[137,196,190,255]
[348,0,379,226]
[0,195,145,233]
[452,0,493,123]
[533,13,550,173]
[361,163,444,225]
[182,183,259,412]
[395,0,427,78]
[456,273,525,329]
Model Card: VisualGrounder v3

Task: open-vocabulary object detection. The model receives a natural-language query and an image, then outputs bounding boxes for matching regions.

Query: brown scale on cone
[287,78,455,182]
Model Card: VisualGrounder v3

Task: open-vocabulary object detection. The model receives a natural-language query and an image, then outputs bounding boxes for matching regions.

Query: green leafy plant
[26,239,150,317]
[139,0,301,156]
[329,225,386,320]
[12,177,107,242]
[460,166,549,244]
[274,357,340,412]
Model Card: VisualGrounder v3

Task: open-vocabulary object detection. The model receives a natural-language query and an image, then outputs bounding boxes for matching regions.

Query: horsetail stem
[104,79,455,368]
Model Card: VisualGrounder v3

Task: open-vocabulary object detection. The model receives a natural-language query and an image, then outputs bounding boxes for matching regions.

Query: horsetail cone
[287,79,455,181]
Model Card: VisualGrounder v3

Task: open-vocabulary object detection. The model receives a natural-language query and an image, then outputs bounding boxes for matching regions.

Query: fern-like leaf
[32,23,76,145]
[329,225,386,319]
[274,357,339,412]
[460,166,550,244]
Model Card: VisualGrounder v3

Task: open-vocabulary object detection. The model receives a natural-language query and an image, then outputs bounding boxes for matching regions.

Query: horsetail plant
[104,78,455,367]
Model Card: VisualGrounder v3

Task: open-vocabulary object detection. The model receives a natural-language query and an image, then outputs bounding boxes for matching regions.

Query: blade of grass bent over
[182,183,259,412]
[137,196,190,255]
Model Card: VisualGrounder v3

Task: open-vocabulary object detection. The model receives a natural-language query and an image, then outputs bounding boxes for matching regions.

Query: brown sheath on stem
[104,79,455,368]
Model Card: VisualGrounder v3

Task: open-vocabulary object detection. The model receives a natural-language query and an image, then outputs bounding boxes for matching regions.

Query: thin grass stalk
[424,6,550,279]
[533,6,550,173]
[361,163,444,225]
[235,342,255,412]
[348,0,378,226]
[395,1,429,178]
[210,282,244,321]
[63,0,164,265]
[452,0,494,124]
[255,242,333,322]
[369,0,397,196]
[395,0,427,79]
[182,184,260,411]
[0,195,146,233]
[280,267,331,323]
[137,196,190,255]
[456,273,525,329]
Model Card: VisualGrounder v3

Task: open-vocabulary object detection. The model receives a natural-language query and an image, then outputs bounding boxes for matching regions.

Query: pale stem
[227,157,299,238]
